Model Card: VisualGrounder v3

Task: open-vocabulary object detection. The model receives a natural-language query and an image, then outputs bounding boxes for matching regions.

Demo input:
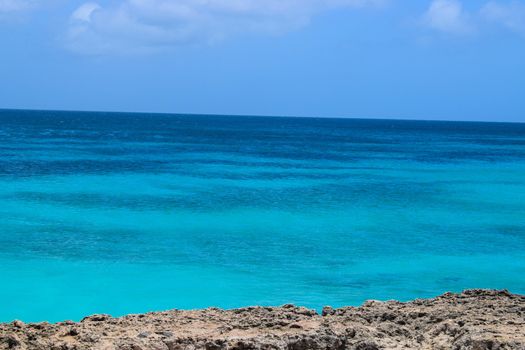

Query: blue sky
[1,0,524,121]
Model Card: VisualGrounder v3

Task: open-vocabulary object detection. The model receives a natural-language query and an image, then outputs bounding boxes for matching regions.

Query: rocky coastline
[1,289,524,350]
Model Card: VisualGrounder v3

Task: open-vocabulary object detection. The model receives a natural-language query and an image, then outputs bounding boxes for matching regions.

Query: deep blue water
[1,109,525,322]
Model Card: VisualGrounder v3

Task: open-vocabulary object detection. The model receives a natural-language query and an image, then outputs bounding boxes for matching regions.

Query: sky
[0,0,524,122]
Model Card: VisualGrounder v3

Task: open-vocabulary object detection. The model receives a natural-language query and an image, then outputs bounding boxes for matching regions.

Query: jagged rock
[322,306,335,317]
[10,322,24,329]
[1,290,524,350]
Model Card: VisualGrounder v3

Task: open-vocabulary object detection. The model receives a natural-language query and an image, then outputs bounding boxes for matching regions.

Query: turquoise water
[1,109,525,322]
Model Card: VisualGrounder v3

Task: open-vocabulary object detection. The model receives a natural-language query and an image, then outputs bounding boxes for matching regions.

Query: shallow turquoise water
[1,110,524,322]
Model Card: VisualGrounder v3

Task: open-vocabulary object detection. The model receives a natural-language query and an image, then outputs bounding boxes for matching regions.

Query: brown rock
[0,290,524,350]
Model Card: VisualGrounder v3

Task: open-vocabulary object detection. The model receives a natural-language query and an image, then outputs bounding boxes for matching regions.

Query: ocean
[1,109,524,323]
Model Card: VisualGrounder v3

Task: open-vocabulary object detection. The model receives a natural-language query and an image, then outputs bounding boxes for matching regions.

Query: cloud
[71,2,101,23]
[0,0,36,13]
[66,0,388,55]
[421,0,525,37]
[481,1,525,35]
[421,0,473,34]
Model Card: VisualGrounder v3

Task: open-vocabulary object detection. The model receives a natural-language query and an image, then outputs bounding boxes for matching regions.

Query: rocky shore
[1,290,524,350]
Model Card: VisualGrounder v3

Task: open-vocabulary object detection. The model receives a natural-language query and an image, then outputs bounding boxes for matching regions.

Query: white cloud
[0,0,36,13]
[422,0,473,34]
[66,0,388,55]
[481,1,525,35]
[421,0,525,37]
[71,2,100,23]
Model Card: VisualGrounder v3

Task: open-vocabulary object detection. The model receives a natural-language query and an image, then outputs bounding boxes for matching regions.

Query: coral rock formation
[1,290,524,349]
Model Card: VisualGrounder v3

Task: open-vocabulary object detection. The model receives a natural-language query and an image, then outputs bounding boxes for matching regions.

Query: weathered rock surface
[1,290,524,350]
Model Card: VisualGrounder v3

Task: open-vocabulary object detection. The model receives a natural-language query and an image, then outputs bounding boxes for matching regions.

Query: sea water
[0,109,524,322]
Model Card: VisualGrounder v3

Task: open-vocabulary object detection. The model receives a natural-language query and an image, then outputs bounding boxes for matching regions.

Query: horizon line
[0,107,523,125]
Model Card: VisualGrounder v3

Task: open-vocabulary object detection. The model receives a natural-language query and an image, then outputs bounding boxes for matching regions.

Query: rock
[65,328,79,336]
[355,341,380,350]
[1,334,21,349]
[156,331,174,338]
[81,314,111,322]
[322,306,335,316]
[10,321,23,329]
[0,290,524,350]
